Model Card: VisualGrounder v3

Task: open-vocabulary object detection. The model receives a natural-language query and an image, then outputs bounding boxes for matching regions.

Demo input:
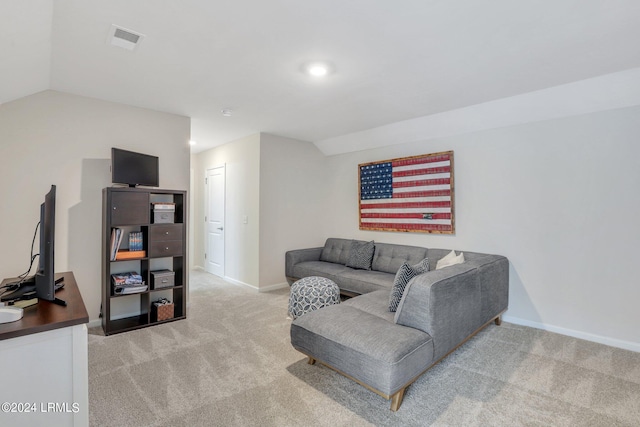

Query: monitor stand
[1,276,67,306]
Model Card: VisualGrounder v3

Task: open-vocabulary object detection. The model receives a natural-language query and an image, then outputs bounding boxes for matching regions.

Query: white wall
[193,133,328,290]
[191,104,639,350]
[320,106,640,350]
[0,90,190,322]
[259,133,328,287]
[192,134,261,287]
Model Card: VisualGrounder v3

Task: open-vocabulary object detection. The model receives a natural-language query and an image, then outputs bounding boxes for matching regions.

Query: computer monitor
[111,148,159,187]
[1,185,66,306]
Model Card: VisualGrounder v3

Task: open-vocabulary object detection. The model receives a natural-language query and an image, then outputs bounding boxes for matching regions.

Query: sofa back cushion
[320,238,355,265]
[372,243,428,274]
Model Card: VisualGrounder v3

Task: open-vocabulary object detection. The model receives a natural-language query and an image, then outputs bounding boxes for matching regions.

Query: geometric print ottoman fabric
[288,276,340,320]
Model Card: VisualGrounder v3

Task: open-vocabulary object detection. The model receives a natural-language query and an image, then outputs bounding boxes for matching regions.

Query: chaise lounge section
[287,238,509,411]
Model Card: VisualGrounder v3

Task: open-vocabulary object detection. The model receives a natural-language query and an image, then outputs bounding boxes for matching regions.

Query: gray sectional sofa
[286,238,509,411]
[286,238,429,296]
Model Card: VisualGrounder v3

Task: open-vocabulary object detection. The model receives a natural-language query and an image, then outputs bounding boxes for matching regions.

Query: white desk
[0,272,89,427]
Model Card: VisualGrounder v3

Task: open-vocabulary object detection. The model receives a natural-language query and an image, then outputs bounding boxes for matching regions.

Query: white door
[206,166,225,277]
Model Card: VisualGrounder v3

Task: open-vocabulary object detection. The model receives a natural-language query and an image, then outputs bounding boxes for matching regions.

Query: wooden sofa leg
[307,356,316,365]
[495,316,502,326]
[390,388,406,411]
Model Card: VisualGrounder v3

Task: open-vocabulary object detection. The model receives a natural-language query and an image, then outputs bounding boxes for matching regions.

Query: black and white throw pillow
[345,240,375,270]
[388,257,429,312]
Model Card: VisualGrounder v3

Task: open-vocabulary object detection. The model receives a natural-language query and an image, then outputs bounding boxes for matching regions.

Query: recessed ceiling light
[221,109,233,117]
[309,65,328,76]
[303,61,334,77]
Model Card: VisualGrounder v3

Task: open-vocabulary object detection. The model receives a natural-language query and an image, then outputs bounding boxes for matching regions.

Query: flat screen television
[112,148,159,187]
[1,185,66,306]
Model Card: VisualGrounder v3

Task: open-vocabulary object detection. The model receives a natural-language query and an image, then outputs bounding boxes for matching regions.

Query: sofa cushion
[320,238,354,265]
[345,240,375,270]
[291,304,434,396]
[343,290,394,322]
[372,243,428,274]
[338,269,395,294]
[292,261,352,284]
[292,261,395,295]
[388,257,430,312]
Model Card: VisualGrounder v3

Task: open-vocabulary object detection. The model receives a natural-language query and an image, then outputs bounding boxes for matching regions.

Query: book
[111,272,143,286]
[152,203,176,211]
[12,298,38,308]
[109,229,117,260]
[114,284,148,295]
[128,231,143,252]
[112,272,147,295]
[115,249,146,260]
[110,228,125,261]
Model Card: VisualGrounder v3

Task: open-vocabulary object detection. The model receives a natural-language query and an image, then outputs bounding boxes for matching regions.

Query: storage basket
[152,302,174,322]
[151,269,175,289]
[152,203,176,223]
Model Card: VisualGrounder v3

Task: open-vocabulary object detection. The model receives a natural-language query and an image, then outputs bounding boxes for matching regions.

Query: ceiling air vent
[107,25,145,51]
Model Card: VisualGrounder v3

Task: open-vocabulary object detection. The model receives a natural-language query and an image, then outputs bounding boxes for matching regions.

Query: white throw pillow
[435,249,456,269]
[436,250,465,269]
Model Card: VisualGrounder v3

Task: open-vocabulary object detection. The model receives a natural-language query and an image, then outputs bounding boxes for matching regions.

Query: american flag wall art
[358,151,455,233]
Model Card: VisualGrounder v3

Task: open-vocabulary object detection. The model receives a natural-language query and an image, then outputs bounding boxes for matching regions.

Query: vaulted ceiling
[2,1,640,154]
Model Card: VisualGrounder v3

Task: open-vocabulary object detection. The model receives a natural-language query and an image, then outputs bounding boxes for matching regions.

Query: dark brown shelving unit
[101,187,187,335]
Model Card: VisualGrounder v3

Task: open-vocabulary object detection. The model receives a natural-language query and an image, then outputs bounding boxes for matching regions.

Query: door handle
[217,227,224,231]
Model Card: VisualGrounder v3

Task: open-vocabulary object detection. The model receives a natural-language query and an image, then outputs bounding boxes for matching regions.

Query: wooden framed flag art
[358,151,455,234]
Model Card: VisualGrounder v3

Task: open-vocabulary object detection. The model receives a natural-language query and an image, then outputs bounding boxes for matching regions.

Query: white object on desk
[0,306,23,323]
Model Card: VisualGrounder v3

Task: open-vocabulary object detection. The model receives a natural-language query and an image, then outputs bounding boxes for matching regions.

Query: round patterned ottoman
[288,276,340,320]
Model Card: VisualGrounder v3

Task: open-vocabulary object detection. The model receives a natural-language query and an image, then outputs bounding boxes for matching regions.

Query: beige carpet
[88,270,640,426]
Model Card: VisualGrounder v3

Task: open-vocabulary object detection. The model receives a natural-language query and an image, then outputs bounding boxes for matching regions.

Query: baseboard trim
[87,319,101,329]
[503,315,640,353]
[223,276,288,293]
[258,282,289,293]
[223,276,255,290]
[88,313,139,329]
